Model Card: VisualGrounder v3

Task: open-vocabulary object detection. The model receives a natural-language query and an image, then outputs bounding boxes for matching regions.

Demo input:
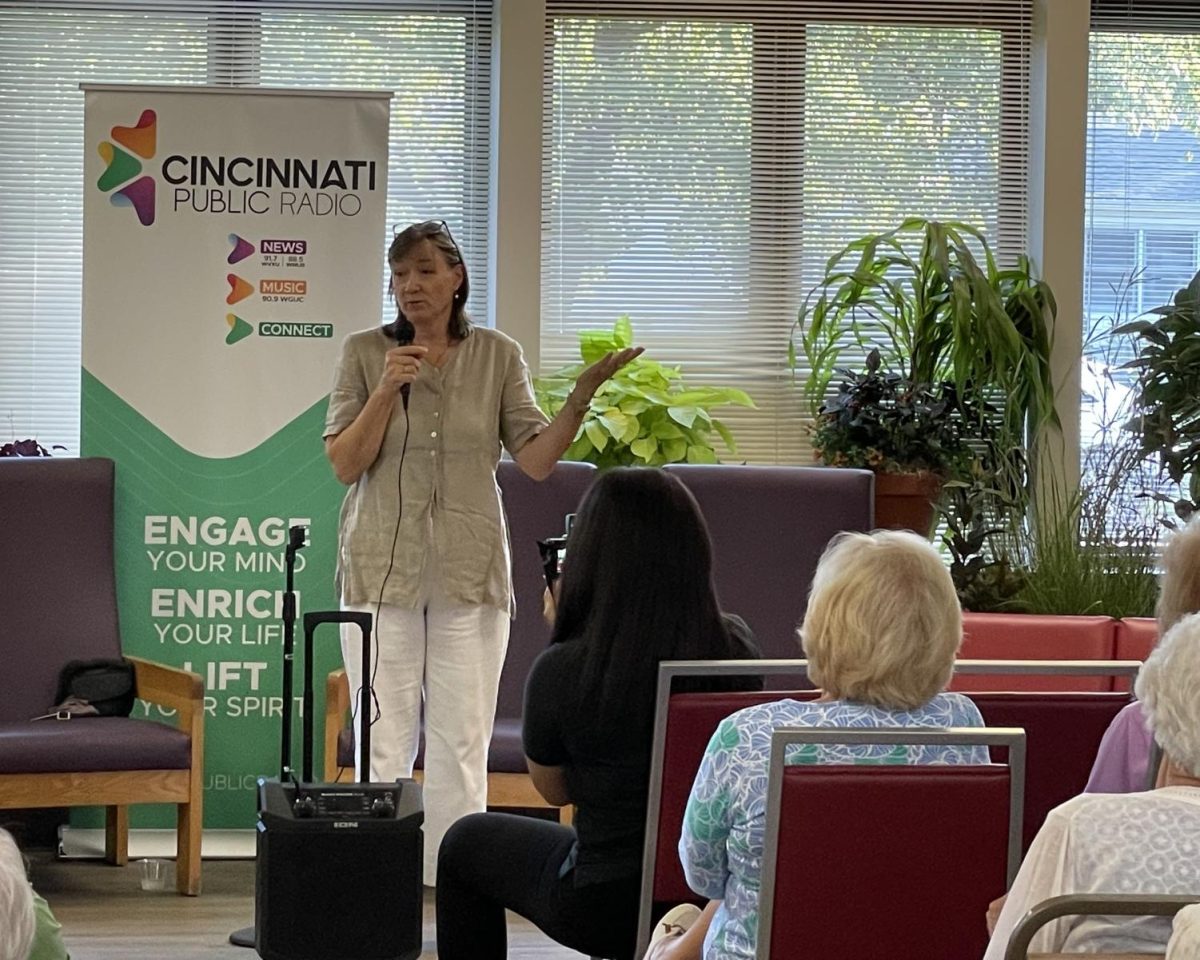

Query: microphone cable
[346,363,411,780]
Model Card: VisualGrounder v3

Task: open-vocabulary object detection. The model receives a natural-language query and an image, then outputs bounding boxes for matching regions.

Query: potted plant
[0,438,61,457]
[812,349,979,534]
[791,218,1058,534]
[1118,268,1200,523]
[535,316,755,468]
[943,275,1163,615]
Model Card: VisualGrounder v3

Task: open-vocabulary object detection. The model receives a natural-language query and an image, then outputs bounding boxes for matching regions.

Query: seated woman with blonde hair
[649,529,989,960]
[984,612,1200,957]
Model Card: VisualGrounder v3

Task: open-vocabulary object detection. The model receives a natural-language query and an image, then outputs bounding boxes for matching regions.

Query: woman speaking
[323,220,638,884]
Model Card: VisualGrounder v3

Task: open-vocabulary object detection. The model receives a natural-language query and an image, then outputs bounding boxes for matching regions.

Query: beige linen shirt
[323,325,550,614]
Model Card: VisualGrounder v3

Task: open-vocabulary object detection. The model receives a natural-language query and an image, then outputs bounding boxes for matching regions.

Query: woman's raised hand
[570,347,644,408]
[380,345,429,393]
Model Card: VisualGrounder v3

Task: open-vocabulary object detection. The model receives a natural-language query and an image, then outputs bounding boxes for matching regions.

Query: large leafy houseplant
[1118,268,1200,523]
[943,275,1163,615]
[792,218,1058,446]
[535,317,754,468]
[790,219,1058,534]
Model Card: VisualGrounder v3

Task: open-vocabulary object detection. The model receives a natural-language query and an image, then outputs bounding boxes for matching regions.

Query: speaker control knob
[370,794,395,819]
[293,794,316,819]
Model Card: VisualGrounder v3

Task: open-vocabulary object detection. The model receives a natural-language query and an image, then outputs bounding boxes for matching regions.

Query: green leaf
[564,434,593,462]
[651,420,685,440]
[686,444,719,464]
[668,406,699,428]
[630,436,658,462]
[614,314,633,349]
[579,330,619,364]
[713,419,737,454]
[584,420,609,452]
[662,438,688,462]
[597,409,632,440]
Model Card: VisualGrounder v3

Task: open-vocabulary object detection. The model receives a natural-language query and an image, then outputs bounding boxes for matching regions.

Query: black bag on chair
[53,658,136,717]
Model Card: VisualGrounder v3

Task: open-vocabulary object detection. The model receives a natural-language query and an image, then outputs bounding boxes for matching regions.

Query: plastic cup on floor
[137,858,169,892]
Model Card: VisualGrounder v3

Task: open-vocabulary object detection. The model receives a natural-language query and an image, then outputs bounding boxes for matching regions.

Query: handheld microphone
[389,318,415,410]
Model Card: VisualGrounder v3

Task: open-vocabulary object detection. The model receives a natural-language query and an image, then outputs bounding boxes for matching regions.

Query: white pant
[340,560,509,885]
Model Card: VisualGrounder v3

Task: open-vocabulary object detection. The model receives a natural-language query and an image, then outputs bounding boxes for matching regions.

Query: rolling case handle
[302,611,372,784]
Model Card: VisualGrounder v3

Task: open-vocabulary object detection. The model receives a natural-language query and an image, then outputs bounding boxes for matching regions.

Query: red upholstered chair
[756,727,1025,960]
[636,661,813,956]
[0,458,205,895]
[954,613,1119,691]
[969,689,1133,851]
[1114,618,1158,692]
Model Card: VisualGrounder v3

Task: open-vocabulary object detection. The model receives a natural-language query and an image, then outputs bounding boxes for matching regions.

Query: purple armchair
[0,458,205,895]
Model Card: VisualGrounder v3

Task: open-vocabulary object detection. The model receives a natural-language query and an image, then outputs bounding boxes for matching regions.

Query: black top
[522,615,762,885]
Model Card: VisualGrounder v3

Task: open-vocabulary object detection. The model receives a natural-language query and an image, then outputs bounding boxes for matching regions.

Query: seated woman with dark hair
[985,612,1200,958]
[435,467,761,960]
[650,530,988,960]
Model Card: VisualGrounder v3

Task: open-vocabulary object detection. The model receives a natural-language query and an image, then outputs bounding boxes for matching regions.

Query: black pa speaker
[253,609,424,960]
[254,779,423,960]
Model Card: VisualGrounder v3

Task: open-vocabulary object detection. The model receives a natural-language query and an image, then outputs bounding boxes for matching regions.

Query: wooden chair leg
[175,799,202,896]
[105,806,129,865]
[559,805,575,826]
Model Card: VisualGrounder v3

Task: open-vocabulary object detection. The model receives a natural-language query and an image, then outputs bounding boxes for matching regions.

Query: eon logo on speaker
[333,821,359,829]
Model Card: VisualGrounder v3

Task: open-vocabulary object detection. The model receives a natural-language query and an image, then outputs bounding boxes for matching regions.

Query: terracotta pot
[873,471,944,537]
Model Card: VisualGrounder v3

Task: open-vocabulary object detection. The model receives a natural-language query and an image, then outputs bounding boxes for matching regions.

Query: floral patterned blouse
[679,693,988,960]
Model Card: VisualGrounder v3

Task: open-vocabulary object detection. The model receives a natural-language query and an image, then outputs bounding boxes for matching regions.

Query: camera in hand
[537,512,575,589]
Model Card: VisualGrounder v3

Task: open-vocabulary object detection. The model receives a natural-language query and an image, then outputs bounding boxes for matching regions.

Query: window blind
[541,0,1032,465]
[1083,3,1200,459]
[0,0,491,455]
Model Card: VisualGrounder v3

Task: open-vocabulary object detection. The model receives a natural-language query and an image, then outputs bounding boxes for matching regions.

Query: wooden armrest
[326,668,349,726]
[128,655,203,713]
[324,669,350,778]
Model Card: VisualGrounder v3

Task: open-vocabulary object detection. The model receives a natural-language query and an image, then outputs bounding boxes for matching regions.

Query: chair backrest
[636,660,813,951]
[970,689,1132,851]
[0,457,123,722]
[954,613,1118,691]
[1114,618,1158,692]
[757,727,1025,960]
[1002,893,1200,960]
[494,459,596,719]
[663,465,873,663]
[652,687,817,905]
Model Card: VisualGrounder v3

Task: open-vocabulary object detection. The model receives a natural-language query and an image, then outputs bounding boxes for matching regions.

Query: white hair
[1157,513,1200,633]
[1136,611,1200,777]
[0,829,34,960]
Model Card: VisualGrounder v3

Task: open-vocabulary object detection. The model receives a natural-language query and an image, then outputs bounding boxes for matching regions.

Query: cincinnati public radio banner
[81,85,390,828]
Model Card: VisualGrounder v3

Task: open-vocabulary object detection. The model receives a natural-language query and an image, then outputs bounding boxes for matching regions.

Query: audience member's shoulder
[530,638,585,678]
[1046,787,1174,827]
[929,690,986,722]
[725,696,814,731]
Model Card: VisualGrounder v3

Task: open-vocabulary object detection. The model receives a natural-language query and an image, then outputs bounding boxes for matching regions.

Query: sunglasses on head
[392,219,463,262]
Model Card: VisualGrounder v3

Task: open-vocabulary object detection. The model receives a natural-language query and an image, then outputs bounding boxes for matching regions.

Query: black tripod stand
[229,523,306,949]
